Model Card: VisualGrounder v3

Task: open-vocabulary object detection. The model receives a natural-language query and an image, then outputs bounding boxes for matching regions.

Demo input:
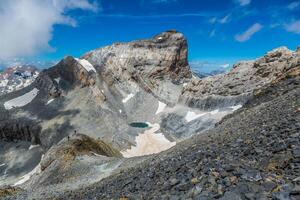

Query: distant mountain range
[0,65,39,95]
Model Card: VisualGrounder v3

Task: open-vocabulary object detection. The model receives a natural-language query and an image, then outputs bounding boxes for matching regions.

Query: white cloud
[209,14,231,24]
[287,2,300,10]
[235,23,263,42]
[285,20,300,34]
[0,0,98,60]
[219,14,231,24]
[237,0,251,6]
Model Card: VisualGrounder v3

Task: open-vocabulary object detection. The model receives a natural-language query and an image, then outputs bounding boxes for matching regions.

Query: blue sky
[0,0,300,71]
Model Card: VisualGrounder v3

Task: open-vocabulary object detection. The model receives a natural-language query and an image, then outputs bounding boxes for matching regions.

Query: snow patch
[4,88,39,110]
[122,93,134,103]
[76,58,96,73]
[54,77,61,84]
[119,109,122,113]
[185,105,242,122]
[91,152,106,157]
[46,99,54,105]
[121,123,176,158]
[155,101,166,115]
[230,104,242,111]
[0,163,5,167]
[185,111,206,122]
[29,144,40,150]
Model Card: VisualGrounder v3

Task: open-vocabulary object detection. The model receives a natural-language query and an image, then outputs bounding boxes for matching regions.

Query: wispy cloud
[235,23,263,42]
[285,20,300,34]
[151,0,177,3]
[209,29,216,37]
[94,13,211,19]
[209,14,231,24]
[287,1,300,10]
[140,0,177,5]
[0,0,98,60]
[236,0,251,6]
[219,14,231,24]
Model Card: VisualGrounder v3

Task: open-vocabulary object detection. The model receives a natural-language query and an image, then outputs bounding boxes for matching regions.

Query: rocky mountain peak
[81,30,191,104]
[0,31,299,200]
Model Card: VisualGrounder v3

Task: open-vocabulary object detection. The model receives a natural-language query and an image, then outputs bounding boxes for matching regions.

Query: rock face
[0,30,194,151]
[84,30,191,104]
[0,32,299,200]
[181,46,299,109]
[42,56,96,88]
[0,119,41,144]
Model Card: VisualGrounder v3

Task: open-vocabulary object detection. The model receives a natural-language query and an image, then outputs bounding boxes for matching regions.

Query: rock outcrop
[84,30,191,104]
[181,46,299,110]
[0,119,41,144]
[40,133,122,172]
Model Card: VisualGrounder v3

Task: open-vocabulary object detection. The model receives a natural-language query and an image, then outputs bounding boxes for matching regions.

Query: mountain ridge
[0,31,299,200]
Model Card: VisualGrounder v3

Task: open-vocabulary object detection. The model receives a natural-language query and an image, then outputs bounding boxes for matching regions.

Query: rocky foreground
[0,31,299,199]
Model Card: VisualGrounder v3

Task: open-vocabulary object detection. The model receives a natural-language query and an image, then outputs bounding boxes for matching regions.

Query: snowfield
[76,58,97,73]
[185,105,242,122]
[4,88,39,110]
[121,123,176,158]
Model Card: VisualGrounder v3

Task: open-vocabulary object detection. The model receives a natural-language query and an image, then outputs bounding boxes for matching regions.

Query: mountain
[0,31,299,200]
[0,65,39,95]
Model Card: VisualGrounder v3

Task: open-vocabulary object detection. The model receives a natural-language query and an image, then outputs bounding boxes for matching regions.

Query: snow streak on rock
[185,111,206,122]
[155,101,166,115]
[122,93,135,103]
[76,58,97,73]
